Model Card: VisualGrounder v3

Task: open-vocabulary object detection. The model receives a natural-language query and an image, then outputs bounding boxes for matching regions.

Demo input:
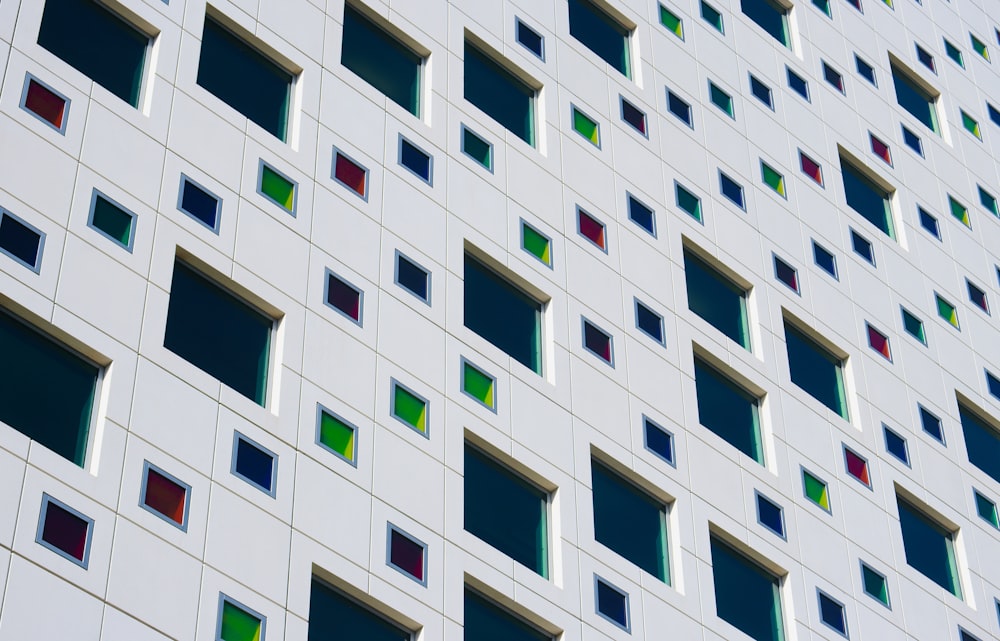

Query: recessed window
[515,18,545,59]
[719,171,745,209]
[962,110,982,140]
[773,255,798,292]
[232,432,277,496]
[36,494,92,568]
[592,458,669,581]
[741,0,790,46]
[635,299,665,344]
[784,320,849,419]
[840,154,894,238]
[594,576,630,631]
[710,535,785,641]
[787,67,810,100]
[577,208,607,251]
[391,380,428,436]
[0,210,44,272]
[461,360,496,410]
[869,133,891,165]
[568,0,632,77]
[884,424,909,464]
[660,4,685,38]
[749,74,774,109]
[978,186,998,216]
[813,0,832,17]
[802,468,830,511]
[823,62,845,93]
[902,307,926,344]
[141,462,190,529]
[520,221,552,267]
[902,125,923,156]
[309,577,413,641]
[675,182,703,221]
[398,137,432,184]
[701,1,725,32]
[37,0,149,108]
[461,125,493,171]
[959,403,1000,483]
[812,241,838,278]
[756,493,785,537]
[800,151,824,185]
[666,89,693,127]
[464,40,537,146]
[855,55,877,84]
[945,39,965,67]
[936,293,959,328]
[960,629,983,641]
[817,591,848,637]
[217,595,265,641]
[990,103,1000,126]
[325,270,363,325]
[919,405,944,443]
[258,162,296,214]
[684,249,750,349]
[918,207,940,238]
[896,494,962,597]
[465,443,548,576]
[916,45,936,72]
[971,34,990,61]
[627,194,655,235]
[619,96,648,136]
[178,176,221,232]
[394,252,430,303]
[709,81,734,117]
[891,61,939,134]
[850,229,875,265]
[20,75,69,132]
[988,371,1000,399]
[968,280,989,313]
[571,105,601,146]
[333,149,369,199]
[761,161,786,197]
[974,490,999,528]
[88,192,135,251]
[643,416,675,465]
[844,0,862,11]
[341,4,423,116]
[694,356,763,464]
[164,261,273,405]
[582,319,613,365]
[866,323,891,360]
[317,406,358,465]
[465,588,552,641]
[198,15,294,141]
[386,524,427,585]
[844,446,871,487]
[861,562,891,607]
[464,253,543,374]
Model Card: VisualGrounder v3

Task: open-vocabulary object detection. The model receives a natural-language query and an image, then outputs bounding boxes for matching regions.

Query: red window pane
[867,324,891,360]
[334,153,367,197]
[327,274,361,321]
[389,528,425,582]
[800,152,823,185]
[41,501,89,562]
[845,449,870,486]
[24,79,66,129]
[578,210,606,249]
[869,134,892,165]
[143,467,187,526]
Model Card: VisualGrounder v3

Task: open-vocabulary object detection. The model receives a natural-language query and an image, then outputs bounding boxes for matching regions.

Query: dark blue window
[179,177,220,231]
[342,4,422,115]
[0,212,43,271]
[812,241,838,278]
[233,434,276,494]
[568,0,631,77]
[399,138,432,183]
[883,424,909,464]
[711,536,784,641]
[749,74,774,108]
[787,67,810,100]
[644,417,674,464]
[756,494,785,537]
[516,19,545,58]
[464,41,536,146]
[309,577,411,641]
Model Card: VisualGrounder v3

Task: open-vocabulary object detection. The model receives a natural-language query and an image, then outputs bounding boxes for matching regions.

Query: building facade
[1,0,999,638]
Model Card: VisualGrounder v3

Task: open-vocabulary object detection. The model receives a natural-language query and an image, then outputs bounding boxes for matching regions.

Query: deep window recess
[741,0,790,46]
[896,494,962,597]
[464,41,536,146]
[784,320,848,419]
[341,4,422,116]
[308,577,413,641]
[710,535,785,641]
[694,357,763,464]
[959,403,1000,484]
[684,249,751,349]
[464,588,552,641]
[567,0,632,78]
[891,62,939,134]
[840,155,894,238]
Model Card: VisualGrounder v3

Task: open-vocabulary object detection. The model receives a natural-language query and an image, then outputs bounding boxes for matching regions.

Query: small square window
[916,45,936,72]
[918,207,940,238]
[861,562,891,607]
[391,380,428,436]
[660,4,685,39]
[515,18,545,59]
[756,492,785,537]
[709,81,734,117]
[398,137,432,184]
[258,162,296,214]
[685,249,751,349]
[178,176,221,232]
[855,55,877,85]
[823,62,845,93]
[386,524,427,585]
[325,270,363,324]
[232,432,277,496]
[667,89,693,127]
[20,75,69,132]
[866,323,891,361]
[572,105,601,146]
[979,186,999,216]
[141,462,191,529]
[332,149,369,199]
[974,490,999,528]
[803,468,831,511]
[919,405,944,443]
[785,320,849,419]
[936,293,959,328]
[945,39,965,67]
[971,35,990,61]
[694,356,763,463]
[987,370,1000,399]
[818,591,848,637]
[620,97,648,136]
[950,195,971,227]
[644,416,675,465]
[36,494,92,568]
[317,406,358,465]
[884,424,910,464]
[394,252,431,303]
[989,103,1000,126]
[461,359,496,410]
[814,0,832,16]
[0,210,44,273]
[88,192,135,251]
[461,125,493,171]
[701,1,725,31]
[850,229,875,265]
[962,110,982,140]
[217,594,265,641]
[582,318,614,365]
[676,182,703,221]
[577,208,607,251]
[749,74,774,109]
[773,255,799,292]
[896,494,963,597]
[521,221,552,267]
[719,171,745,209]
[627,194,655,235]
[844,447,870,487]
[635,299,665,344]
[787,67,810,100]
[342,4,423,116]
[800,151,824,185]
[901,307,927,344]
[761,161,786,198]
[968,280,989,313]
[595,577,630,631]
[568,0,633,78]
[869,133,892,165]
[902,125,923,156]
[812,241,838,278]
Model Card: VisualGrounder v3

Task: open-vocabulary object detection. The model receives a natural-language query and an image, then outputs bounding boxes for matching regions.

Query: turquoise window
[341,4,422,115]
[891,63,939,133]
[711,536,785,641]
[784,321,848,420]
[567,0,632,78]
[841,157,894,238]
[464,588,551,641]
[741,0,790,46]
[684,249,750,349]
[308,578,411,641]
[959,404,1000,484]
[464,42,536,146]
[896,495,962,597]
[694,357,763,464]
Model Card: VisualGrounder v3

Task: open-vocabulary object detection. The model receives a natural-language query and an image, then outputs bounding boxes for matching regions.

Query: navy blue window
[341,4,422,115]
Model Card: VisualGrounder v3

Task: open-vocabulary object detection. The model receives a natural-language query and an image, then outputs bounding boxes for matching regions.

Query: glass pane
[892,66,938,133]
[784,323,848,419]
[959,405,1000,483]
[684,250,750,349]
[464,255,542,373]
[897,497,961,597]
[592,460,668,581]
[341,5,421,115]
[464,43,535,146]
[464,589,551,641]
[308,579,411,641]
[694,358,763,464]
[567,0,631,77]
[711,537,784,641]
[842,161,894,238]
[741,0,789,45]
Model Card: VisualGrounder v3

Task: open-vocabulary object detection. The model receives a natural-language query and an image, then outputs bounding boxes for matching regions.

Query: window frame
[783,317,849,420]
[567,0,634,79]
[87,189,137,252]
[890,59,940,134]
[35,493,94,569]
[693,354,765,464]
[710,532,786,641]
[139,460,192,531]
[463,37,539,147]
[0,209,45,273]
[230,431,278,497]
[895,492,963,598]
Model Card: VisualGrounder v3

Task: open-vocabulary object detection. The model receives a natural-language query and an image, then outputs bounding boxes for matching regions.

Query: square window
[855,55,877,84]
[916,45,936,72]
[851,229,875,265]
[802,468,830,511]
[461,125,493,171]
[773,255,798,292]
[310,578,413,640]
[232,433,277,496]
[635,300,665,344]
[761,161,786,197]
[667,89,694,126]
[342,4,423,116]
[800,151,824,185]
[709,81,734,117]
[317,406,358,465]
[844,447,870,487]
[971,34,990,61]
[814,0,832,16]
[990,103,1000,126]
[936,293,959,328]
[884,424,909,464]
[949,195,971,227]
[901,307,926,344]
[694,356,763,463]
[464,588,552,641]
[644,416,675,465]
[88,192,135,251]
[571,105,601,146]
[595,577,630,631]
[567,0,632,78]
[36,494,92,567]
[841,154,895,238]
[0,210,44,272]
[333,149,369,199]
[869,133,892,165]
[620,96,648,136]
[988,371,1000,399]
[945,39,965,67]
[719,172,745,209]
[394,252,430,302]
[38,0,149,108]
[141,462,190,529]
[784,320,849,419]
[461,360,496,410]
[164,261,273,405]
[960,403,1000,483]
[866,323,891,360]
[812,241,838,278]
[386,525,427,585]
[861,562,891,607]
[896,494,962,597]
[919,405,945,443]
[918,207,940,238]
[391,380,428,436]
[398,137,432,184]
[974,490,999,528]
[676,182,703,221]
[627,194,655,235]
[710,535,785,641]
[741,0,789,46]
[464,41,537,146]
[21,75,69,132]
[902,125,923,155]
[577,208,607,251]
[756,492,785,537]
[199,15,293,140]
[217,595,265,641]
[749,74,774,108]
[178,176,221,232]
[521,221,552,267]
[592,458,669,581]
[823,62,845,93]
[660,4,685,39]
[464,253,544,374]
[582,319,614,365]
[979,186,999,216]
[968,280,989,313]
[684,249,751,349]
[818,591,848,637]
[787,67,810,100]
[464,443,548,576]
[701,1,725,31]
[325,270,363,324]
[962,110,982,139]
[892,61,940,133]
[516,18,545,59]
[258,162,296,214]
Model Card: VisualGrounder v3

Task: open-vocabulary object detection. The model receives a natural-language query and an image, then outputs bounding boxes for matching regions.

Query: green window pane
[464,588,551,641]
[896,496,962,597]
[961,111,981,139]
[972,35,990,61]
[567,0,631,78]
[945,40,965,67]
[392,384,427,434]
[464,42,535,146]
[936,295,959,328]
[572,107,600,145]
[318,410,356,463]
[974,491,999,528]
[464,445,548,576]
[741,0,789,46]
[464,254,543,374]
[659,5,684,38]
[694,357,763,464]
[960,405,1000,484]
[521,223,551,266]
[341,5,422,115]
[761,162,786,196]
[462,127,493,170]
[861,564,890,606]
[812,0,832,17]
[676,184,703,221]
[308,578,411,641]
[0,311,98,466]
[709,83,734,116]
[220,600,262,641]
[978,187,998,215]
[802,470,830,511]
[949,196,971,227]
[784,322,848,420]
[37,0,148,107]
[841,159,894,238]
[891,64,939,134]
[711,536,785,641]
[164,261,272,405]
[684,250,750,349]
[198,17,292,141]
[462,362,495,409]
[902,308,926,344]
[90,194,134,248]
[259,165,296,212]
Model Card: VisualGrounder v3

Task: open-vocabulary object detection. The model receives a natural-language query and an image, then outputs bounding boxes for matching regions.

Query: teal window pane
[198,17,292,141]
[464,445,548,576]
[37,0,148,107]
[591,460,669,582]
[567,0,631,77]
[0,311,98,466]
[164,262,272,405]
[308,578,411,641]
[897,496,962,597]
[90,194,134,249]
[341,5,422,115]
[891,64,939,133]
[464,254,543,374]
[694,358,764,464]
[464,588,551,641]
[464,42,535,146]
[711,536,785,641]
[959,404,1000,484]
[784,322,848,419]
[741,0,789,46]
[841,159,894,238]
[684,249,750,349]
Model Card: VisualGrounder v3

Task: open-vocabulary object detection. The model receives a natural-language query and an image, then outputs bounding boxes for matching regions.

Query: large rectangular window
[891,62,939,134]
[37,0,149,107]
[164,261,273,405]
[464,443,548,577]
[959,403,1000,484]
[308,577,412,640]
[567,0,632,78]
[464,40,537,146]
[341,4,423,116]
[783,321,848,420]
[464,253,543,374]
[694,356,764,464]
[840,155,895,239]
[896,495,962,598]
[684,249,751,350]
[710,535,785,641]
[0,310,99,466]
[197,15,294,141]
[741,0,790,47]
[465,588,552,641]
[591,459,669,582]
